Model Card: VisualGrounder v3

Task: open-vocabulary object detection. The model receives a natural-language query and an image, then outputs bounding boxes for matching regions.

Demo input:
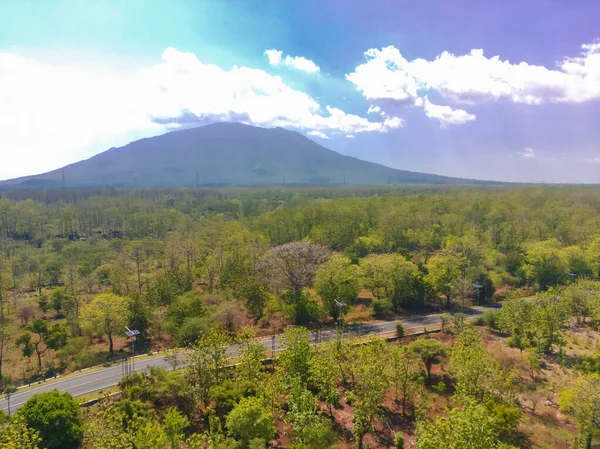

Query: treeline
[2,186,600,383]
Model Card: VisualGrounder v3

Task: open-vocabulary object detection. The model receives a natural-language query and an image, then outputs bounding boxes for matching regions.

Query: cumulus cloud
[308,130,329,139]
[264,49,320,73]
[367,105,381,115]
[423,99,476,127]
[347,42,600,125]
[0,47,401,177]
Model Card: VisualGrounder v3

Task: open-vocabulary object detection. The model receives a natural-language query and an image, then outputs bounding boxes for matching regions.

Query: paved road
[0,306,497,413]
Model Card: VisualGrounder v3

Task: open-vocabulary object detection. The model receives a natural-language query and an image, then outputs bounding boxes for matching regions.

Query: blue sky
[1,0,600,182]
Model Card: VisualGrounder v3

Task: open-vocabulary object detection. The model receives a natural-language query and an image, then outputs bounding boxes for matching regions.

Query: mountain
[0,123,493,189]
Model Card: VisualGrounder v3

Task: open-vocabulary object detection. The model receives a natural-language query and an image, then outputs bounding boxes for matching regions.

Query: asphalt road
[0,305,497,413]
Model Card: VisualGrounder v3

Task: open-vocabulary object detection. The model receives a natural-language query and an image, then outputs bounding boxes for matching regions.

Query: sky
[1,0,600,183]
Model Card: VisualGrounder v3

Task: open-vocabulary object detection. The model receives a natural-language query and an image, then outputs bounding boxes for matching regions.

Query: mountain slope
[0,123,492,189]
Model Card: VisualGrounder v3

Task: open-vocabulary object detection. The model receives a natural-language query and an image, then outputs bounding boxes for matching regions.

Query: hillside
[0,123,491,189]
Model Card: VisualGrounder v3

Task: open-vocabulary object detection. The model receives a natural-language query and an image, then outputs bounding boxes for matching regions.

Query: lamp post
[566,272,577,284]
[4,383,17,416]
[335,300,346,331]
[471,283,483,306]
[125,326,140,374]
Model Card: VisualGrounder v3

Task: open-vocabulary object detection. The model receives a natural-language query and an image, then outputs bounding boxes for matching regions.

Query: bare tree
[263,241,330,303]
[451,277,476,310]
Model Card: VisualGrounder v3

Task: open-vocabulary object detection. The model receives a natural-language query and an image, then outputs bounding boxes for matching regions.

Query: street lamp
[335,300,346,330]
[471,283,483,306]
[125,326,140,374]
[566,272,577,283]
[4,385,16,416]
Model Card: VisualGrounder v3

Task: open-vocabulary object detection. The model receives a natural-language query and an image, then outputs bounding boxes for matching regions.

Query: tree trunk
[109,334,114,355]
[36,349,42,370]
[586,433,592,449]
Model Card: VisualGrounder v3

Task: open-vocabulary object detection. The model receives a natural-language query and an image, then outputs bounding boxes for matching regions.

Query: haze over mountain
[0,123,492,189]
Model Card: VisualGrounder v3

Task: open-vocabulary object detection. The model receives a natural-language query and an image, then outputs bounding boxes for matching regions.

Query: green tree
[0,415,41,449]
[236,329,267,385]
[316,255,359,322]
[425,252,463,309]
[186,328,232,409]
[80,293,130,355]
[449,327,513,404]
[17,390,82,449]
[226,396,276,447]
[279,327,314,386]
[48,287,68,317]
[360,254,423,312]
[524,239,566,290]
[389,345,424,416]
[16,319,68,370]
[163,407,189,449]
[415,401,518,449]
[496,295,533,353]
[559,374,600,449]
[408,338,448,379]
[530,291,569,354]
[352,339,389,448]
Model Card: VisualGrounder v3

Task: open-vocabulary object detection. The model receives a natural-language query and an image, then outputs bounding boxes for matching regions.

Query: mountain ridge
[0,122,496,189]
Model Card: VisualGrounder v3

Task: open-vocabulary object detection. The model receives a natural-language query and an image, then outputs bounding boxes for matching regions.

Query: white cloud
[516,148,536,159]
[584,157,600,164]
[264,49,320,73]
[264,49,283,66]
[423,98,476,127]
[347,42,600,125]
[308,130,329,139]
[367,105,381,114]
[0,47,400,178]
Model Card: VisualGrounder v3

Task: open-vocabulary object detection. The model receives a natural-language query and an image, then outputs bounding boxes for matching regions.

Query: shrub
[372,298,393,317]
[474,310,498,329]
[440,313,452,333]
[395,322,406,339]
[395,433,405,449]
[226,396,276,446]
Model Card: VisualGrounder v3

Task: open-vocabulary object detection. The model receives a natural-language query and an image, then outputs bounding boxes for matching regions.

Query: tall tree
[559,374,600,449]
[16,319,68,370]
[263,241,330,303]
[316,255,359,322]
[80,293,130,355]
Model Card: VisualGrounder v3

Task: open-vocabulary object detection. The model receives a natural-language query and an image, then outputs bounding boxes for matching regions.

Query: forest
[1,185,600,449]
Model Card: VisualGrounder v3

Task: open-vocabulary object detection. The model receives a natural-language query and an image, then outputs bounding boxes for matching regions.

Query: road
[0,305,497,413]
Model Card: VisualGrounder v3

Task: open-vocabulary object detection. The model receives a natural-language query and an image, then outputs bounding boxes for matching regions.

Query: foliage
[316,255,359,322]
[408,338,448,379]
[16,319,68,370]
[226,396,275,447]
[17,390,82,449]
[415,400,518,449]
[186,327,232,408]
[80,293,130,354]
[0,415,41,449]
[559,374,600,448]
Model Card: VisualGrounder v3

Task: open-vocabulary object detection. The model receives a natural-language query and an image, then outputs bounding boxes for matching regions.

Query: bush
[226,396,276,446]
[395,433,405,449]
[395,322,406,339]
[18,390,82,449]
[440,313,452,333]
[372,299,393,317]
[474,310,497,329]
